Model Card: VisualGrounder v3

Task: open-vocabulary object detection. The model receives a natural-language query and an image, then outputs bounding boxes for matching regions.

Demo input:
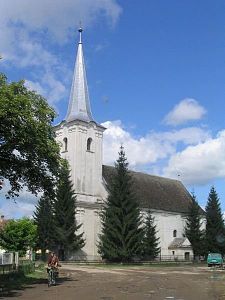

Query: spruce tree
[98,146,144,262]
[33,194,55,260]
[185,193,204,258]
[142,210,160,260]
[54,160,85,260]
[205,186,225,254]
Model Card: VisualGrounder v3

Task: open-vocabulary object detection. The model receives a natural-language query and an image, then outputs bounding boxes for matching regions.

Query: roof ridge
[102,164,181,183]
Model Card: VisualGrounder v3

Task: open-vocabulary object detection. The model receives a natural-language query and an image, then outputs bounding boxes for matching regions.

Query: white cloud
[0,183,38,219]
[163,130,225,185]
[25,80,45,96]
[0,0,122,42]
[25,74,67,106]
[154,127,210,145]
[94,42,109,52]
[102,120,210,168]
[43,73,67,105]
[0,201,36,219]
[103,121,225,187]
[164,98,207,126]
[0,0,122,104]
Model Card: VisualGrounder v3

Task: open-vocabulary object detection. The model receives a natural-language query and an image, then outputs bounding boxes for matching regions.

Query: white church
[54,28,194,261]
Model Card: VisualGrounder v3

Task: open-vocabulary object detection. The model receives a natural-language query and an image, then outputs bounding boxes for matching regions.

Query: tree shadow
[0,272,73,298]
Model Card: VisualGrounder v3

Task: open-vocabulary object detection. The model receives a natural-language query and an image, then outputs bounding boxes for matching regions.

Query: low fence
[0,252,14,265]
[0,252,36,276]
[156,255,194,262]
[57,254,195,264]
[0,252,16,275]
[0,253,35,275]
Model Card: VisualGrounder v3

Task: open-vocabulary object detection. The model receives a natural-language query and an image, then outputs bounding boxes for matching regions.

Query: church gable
[102,165,201,214]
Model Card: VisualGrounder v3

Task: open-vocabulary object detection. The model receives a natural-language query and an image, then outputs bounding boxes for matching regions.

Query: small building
[168,238,193,261]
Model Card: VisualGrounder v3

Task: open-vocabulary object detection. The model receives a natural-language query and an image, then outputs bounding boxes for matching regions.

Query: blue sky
[1,0,225,217]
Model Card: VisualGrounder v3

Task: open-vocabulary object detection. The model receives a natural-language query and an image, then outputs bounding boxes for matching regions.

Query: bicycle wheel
[48,269,53,287]
[48,271,51,287]
[52,270,56,285]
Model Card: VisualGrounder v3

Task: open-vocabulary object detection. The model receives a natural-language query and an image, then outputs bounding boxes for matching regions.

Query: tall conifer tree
[142,210,160,259]
[33,194,55,260]
[54,160,85,259]
[98,147,144,262]
[205,186,225,254]
[185,193,204,258]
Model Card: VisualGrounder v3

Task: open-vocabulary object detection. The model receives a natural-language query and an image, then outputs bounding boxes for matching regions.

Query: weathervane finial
[78,22,83,44]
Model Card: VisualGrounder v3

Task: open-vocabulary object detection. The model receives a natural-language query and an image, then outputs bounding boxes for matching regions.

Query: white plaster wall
[142,210,188,256]
[55,121,106,202]
[78,207,191,259]
[76,206,101,260]
[170,248,193,259]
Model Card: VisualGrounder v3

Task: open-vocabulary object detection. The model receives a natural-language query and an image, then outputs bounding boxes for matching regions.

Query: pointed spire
[65,27,93,123]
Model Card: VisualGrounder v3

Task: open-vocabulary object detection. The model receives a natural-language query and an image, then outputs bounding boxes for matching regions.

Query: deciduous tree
[0,73,60,198]
[0,218,37,256]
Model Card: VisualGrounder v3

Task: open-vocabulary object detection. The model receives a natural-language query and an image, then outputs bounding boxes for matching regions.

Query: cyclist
[47,252,60,285]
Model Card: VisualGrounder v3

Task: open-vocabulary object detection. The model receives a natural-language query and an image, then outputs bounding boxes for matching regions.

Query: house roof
[102,165,203,214]
[168,238,192,249]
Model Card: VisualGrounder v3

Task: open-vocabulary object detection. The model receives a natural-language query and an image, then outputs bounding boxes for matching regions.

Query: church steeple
[65,28,93,123]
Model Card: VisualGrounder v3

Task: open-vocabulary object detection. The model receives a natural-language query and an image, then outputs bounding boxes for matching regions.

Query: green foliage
[33,194,55,258]
[98,146,144,262]
[18,261,35,275]
[185,193,204,257]
[0,73,60,198]
[205,186,225,254]
[0,218,37,256]
[142,210,160,259]
[54,160,85,257]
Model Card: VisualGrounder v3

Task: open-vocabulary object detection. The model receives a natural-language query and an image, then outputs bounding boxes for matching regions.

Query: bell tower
[55,28,106,204]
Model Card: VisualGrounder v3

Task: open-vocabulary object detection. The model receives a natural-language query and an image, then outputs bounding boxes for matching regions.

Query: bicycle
[47,266,57,287]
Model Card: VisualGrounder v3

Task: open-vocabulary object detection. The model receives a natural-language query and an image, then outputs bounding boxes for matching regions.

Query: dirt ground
[1,264,225,300]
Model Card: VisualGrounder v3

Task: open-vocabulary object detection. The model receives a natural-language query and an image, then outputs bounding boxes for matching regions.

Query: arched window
[173,230,177,238]
[87,137,92,151]
[63,137,68,152]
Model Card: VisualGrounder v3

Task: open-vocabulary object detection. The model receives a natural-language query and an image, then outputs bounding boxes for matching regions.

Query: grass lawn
[64,261,199,269]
